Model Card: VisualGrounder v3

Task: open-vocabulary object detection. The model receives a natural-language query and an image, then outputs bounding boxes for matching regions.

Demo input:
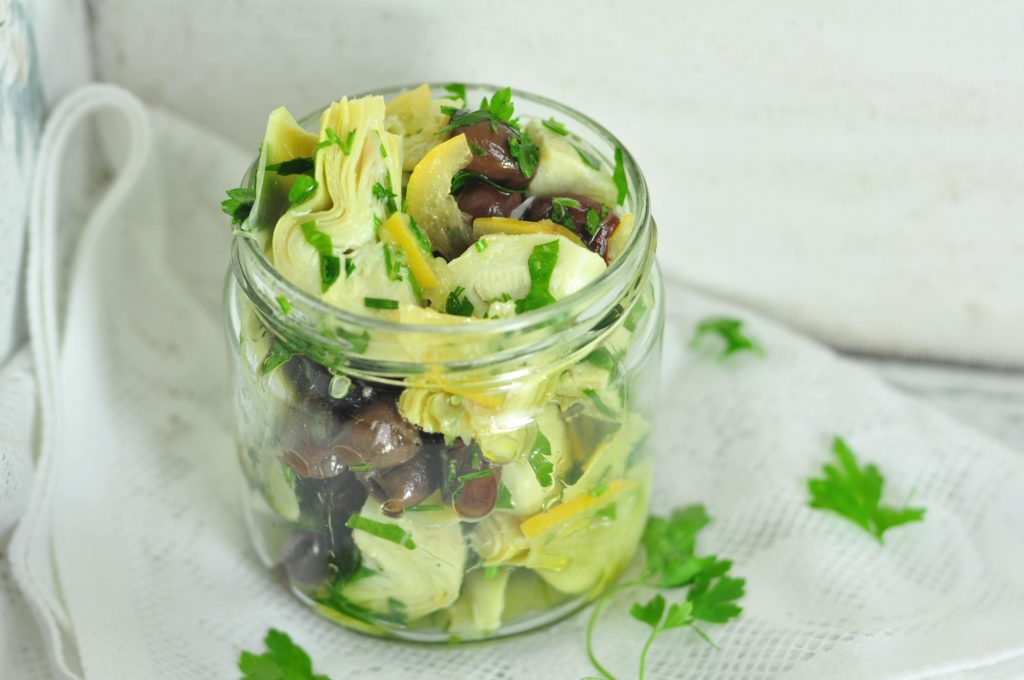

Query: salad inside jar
[228,83,657,640]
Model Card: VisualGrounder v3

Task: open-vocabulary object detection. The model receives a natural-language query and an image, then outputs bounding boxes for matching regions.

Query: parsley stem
[638,629,658,680]
[586,579,646,680]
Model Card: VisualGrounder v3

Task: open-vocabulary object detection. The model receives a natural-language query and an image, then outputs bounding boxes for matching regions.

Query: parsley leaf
[515,239,559,313]
[445,286,475,317]
[265,157,315,175]
[364,297,399,310]
[480,86,517,128]
[346,515,415,549]
[444,83,467,106]
[300,221,340,292]
[543,117,569,136]
[221,187,256,226]
[372,175,398,214]
[613,146,629,205]
[238,629,330,680]
[586,504,746,680]
[808,437,926,543]
[585,207,601,238]
[574,144,601,170]
[508,131,539,179]
[495,482,514,509]
[690,316,765,359]
[288,175,318,206]
[438,109,506,135]
[451,170,527,194]
[316,127,357,154]
[527,430,553,487]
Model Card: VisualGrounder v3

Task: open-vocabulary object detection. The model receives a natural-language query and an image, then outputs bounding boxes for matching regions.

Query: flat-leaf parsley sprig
[586,505,745,680]
[808,436,926,543]
[238,628,330,680]
[690,315,765,360]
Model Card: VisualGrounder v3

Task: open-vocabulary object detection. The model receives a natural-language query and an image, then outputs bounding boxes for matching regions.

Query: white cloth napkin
[4,85,1024,679]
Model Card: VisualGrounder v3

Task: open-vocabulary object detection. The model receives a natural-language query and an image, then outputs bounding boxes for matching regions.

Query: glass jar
[225,84,663,641]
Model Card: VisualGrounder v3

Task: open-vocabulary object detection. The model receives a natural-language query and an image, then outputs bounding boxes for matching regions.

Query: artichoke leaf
[525,119,617,206]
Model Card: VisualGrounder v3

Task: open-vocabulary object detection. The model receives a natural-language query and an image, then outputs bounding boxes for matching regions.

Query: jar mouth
[231,82,654,373]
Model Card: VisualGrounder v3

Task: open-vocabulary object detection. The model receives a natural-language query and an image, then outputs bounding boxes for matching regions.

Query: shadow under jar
[225,84,663,642]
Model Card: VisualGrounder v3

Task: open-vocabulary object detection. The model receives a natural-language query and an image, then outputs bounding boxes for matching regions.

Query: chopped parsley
[451,170,527,194]
[445,286,475,317]
[595,503,617,521]
[238,629,329,680]
[379,142,388,158]
[584,388,617,418]
[542,118,569,136]
[552,197,582,209]
[382,244,402,281]
[288,175,318,206]
[407,215,433,253]
[276,295,292,315]
[345,515,415,549]
[300,221,340,291]
[317,126,357,154]
[364,297,399,310]
[469,141,486,156]
[574,144,601,170]
[808,437,926,543]
[372,175,398,214]
[444,83,467,105]
[479,86,517,128]
[613,146,629,205]
[515,239,560,313]
[221,187,256,226]
[265,156,315,175]
[349,462,373,473]
[508,131,539,179]
[483,565,500,580]
[475,239,488,252]
[585,207,601,237]
[550,201,577,232]
[344,257,355,278]
[458,469,494,482]
[496,482,514,509]
[438,109,507,135]
[624,297,648,332]
[527,430,554,487]
[691,316,765,359]
[405,503,444,513]
[259,340,293,376]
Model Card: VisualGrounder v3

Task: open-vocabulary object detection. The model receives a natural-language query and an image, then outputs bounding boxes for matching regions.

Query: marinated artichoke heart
[250,107,319,240]
[385,83,461,172]
[445,567,511,636]
[342,499,466,620]
[430,233,606,318]
[525,119,617,207]
[271,96,403,297]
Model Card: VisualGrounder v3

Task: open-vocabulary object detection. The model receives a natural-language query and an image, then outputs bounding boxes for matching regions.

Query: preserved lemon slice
[472,216,585,248]
[379,212,441,289]
[406,133,473,258]
[520,479,633,538]
[606,212,635,263]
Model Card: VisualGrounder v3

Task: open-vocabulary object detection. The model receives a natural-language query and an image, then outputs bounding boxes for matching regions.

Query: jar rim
[231,82,654,372]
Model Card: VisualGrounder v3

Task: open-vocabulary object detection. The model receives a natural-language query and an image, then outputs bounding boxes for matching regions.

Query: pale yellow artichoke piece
[385,83,459,172]
[525,119,617,206]
[341,498,465,621]
[406,133,473,258]
[493,405,572,516]
[563,412,649,503]
[271,95,403,296]
[249,107,319,245]
[471,513,530,566]
[319,240,419,313]
[430,233,606,317]
[445,567,512,636]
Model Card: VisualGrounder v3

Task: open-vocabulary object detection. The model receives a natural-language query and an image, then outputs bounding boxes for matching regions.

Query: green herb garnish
[691,316,764,359]
[550,201,577,232]
[238,629,329,680]
[624,297,648,332]
[266,157,315,175]
[542,118,569,136]
[382,244,402,281]
[583,388,617,418]
[527,430,554,487]
[345,515,415,549]
[317,126,357,154]
[379,142,388,158]
[586,505,745,680]
[574,144,601,170]
[259,340,293,376]
[515,239,559,313]
[300,220,340,291]
[479,86,517,128]
[276,295,292,315]
[372,175,398,214]
[444,83,467,105]
[585,207,601,238]
[613,146,628,205]
[809,437,926,543]
[496,483,514,509]
[483,565,500,580]
[288,175,318,206]
[407,215,433,253]
[450,169,527,195]
[439,109,506,135]
[344,257,355,278]
[475,239,488,252]
[405,503,444,513]
[469,141,486,156]
[458,469,494,482]
[445,286,475,317]
[349,462,373,473]
[221,187,256,226]
[364,297,399,310]
[552,197,582,209]
[595,503,617,521]
[508,131,539,179]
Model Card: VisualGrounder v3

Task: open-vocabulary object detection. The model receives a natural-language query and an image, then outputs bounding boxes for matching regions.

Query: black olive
[456,181,524,219]
[282,355,396,418]
[296,470,368,517]
[523,194,621,261]
[454,119,530,189]
[333,400,422,471]
[440,443,500,519]
[278,530,332,586]
[361,450,440,517]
